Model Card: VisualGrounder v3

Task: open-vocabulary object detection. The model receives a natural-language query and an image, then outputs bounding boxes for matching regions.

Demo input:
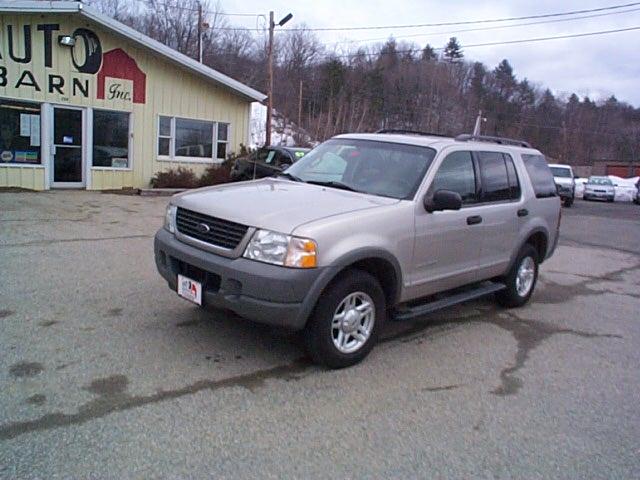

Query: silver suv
[155,131,561,368]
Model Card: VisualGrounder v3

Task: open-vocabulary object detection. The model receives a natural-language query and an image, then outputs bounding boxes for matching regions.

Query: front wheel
[563,197,573,207]
[304,270,385,368]
[496,244,539,308]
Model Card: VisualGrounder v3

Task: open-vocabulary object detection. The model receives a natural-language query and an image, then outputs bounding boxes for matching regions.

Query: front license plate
[177,274,202,305]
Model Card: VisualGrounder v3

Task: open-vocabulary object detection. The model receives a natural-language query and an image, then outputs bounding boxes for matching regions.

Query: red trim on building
[97,48,146,104]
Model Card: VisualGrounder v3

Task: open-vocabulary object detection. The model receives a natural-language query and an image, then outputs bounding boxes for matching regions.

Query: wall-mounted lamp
[58,35,76,47]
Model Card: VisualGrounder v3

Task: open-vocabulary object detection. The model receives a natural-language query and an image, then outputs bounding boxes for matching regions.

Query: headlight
[164,204,177,233]
[243,229,317,268]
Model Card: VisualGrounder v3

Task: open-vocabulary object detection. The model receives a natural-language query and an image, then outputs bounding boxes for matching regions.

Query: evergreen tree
[494,59,516,99]
[421,44,437,61]
[443,37,463,62]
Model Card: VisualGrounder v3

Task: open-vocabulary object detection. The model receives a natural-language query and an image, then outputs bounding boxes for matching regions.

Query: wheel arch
[297,249,403,328]
[515,228,549,267]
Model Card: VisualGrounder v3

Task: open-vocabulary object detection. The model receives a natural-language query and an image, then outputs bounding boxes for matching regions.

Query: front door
[408,150,484,298]
[52,107,84,188]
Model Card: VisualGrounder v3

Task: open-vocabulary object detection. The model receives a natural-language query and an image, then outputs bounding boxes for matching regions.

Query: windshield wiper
[306,180,361,193]
[275,172,303,182]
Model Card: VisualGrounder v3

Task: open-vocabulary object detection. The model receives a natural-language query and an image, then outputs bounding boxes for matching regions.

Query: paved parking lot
[1,192,639,479]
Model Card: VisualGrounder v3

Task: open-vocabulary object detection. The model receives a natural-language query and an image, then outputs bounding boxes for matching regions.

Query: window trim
[157,115,230,163]
[91,108,133,171]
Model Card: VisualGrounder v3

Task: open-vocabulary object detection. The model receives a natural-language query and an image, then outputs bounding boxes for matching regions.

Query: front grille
[176,207,249,250]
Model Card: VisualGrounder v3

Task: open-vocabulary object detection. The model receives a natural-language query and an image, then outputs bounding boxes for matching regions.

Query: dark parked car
[230,146,310,181]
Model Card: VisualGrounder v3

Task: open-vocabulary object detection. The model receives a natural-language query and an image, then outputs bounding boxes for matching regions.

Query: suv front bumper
[154,228,327,329]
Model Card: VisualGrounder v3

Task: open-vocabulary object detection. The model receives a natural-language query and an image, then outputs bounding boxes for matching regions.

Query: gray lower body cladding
[154,228,325,329]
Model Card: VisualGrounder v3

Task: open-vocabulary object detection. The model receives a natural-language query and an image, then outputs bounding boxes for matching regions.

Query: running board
[393,281,506,321]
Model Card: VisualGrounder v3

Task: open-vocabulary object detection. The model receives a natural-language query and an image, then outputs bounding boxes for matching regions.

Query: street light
[265,11,293,147]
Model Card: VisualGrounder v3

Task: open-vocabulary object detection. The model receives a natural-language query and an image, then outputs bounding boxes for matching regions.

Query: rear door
[473,151,522,279]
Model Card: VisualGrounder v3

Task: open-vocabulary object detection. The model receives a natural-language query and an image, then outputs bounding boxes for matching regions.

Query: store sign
[0,23,146,104]
[105,77,133,102]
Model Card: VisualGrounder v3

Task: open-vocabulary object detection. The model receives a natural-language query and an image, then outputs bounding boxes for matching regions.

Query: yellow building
[0,1,265,190]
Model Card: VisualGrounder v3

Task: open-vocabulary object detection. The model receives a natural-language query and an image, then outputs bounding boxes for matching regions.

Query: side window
[503,153,521,199]
[275,151,293,167]
[430,151,477,204]
[522,154,557,198]
[477,151,511,202]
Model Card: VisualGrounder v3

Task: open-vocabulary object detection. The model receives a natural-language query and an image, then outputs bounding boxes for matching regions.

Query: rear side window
[477,151,511,202]
[504,154,521,199]
[430,151,477,204]
[522,154,557,198]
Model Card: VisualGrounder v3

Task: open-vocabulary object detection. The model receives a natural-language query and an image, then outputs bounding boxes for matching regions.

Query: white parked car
[548,163,575,207]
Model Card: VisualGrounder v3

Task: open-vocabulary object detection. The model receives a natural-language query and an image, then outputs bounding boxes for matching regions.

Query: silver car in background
[583,176,615,202]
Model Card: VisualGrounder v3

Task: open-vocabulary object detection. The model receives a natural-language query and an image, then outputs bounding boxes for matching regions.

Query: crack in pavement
[1,234,153,248]
[487,312,621,396]
[0,358,312,441]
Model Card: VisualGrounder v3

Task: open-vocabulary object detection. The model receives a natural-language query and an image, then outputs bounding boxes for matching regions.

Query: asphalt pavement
[0,193,639,479]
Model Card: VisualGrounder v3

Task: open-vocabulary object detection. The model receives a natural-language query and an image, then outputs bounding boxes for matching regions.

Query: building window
[217,123,229,160]
[93,110,130,168]
[0,100,41,165]
[158,116,172,156]
[176,118,213,158]
[157,115,229,162]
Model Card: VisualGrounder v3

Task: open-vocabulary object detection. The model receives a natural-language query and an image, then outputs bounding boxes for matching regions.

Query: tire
[304,269,385,368]
[563,197,573,207]
[496,244,539,308]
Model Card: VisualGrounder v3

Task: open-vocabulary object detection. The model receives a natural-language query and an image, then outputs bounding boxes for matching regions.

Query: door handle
[466,215,482,225]
[517,208,529,217]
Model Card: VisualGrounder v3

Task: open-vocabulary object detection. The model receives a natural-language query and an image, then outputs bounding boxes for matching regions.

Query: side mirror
[280,163,292,170]
[424,189,463,212]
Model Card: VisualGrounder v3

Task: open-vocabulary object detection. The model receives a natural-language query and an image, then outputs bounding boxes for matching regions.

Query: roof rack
[455,134,531,148]
[376,129,450,138]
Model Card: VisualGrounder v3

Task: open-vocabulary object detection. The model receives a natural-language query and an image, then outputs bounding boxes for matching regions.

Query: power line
[325,6,640,47]
[281,1,640,32]
[322,25,640,60]
[129,0,262,17]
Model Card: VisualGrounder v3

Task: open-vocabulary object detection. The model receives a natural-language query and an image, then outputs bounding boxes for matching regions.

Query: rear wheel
[304,270,385,368]
[496,244,539,308]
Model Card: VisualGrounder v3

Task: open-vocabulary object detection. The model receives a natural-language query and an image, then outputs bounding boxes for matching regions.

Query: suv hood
[172,178,399,234]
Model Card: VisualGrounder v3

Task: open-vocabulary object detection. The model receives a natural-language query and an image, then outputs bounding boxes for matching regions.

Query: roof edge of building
[0,1,267,103]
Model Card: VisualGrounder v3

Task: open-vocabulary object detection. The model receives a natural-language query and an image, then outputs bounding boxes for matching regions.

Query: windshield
[550,167,572,178]
[285,138,436,199]
[588,177,613,185]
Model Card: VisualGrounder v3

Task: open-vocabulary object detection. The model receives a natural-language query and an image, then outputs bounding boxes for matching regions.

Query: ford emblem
[197,222,210,234]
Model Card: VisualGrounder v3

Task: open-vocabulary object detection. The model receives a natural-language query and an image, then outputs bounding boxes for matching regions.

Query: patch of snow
[249,102,317,149]
[608,175,638,202]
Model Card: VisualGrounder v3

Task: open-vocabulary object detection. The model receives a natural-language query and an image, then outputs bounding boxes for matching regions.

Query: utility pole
[197,2,203,63]
[265,11,275,147]
[472,110,485,136]
[265,11,293,147]
[298,80,303,127]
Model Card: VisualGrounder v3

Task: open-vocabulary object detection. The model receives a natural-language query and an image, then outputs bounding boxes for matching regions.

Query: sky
[213,0,640,106]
